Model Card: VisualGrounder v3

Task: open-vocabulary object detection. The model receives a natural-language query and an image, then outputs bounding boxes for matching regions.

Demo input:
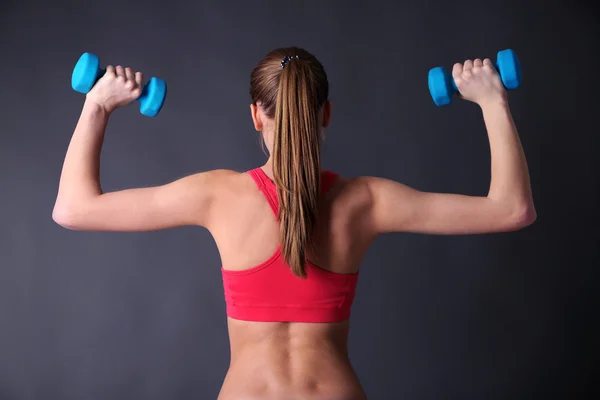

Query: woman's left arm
[53,68,228,232]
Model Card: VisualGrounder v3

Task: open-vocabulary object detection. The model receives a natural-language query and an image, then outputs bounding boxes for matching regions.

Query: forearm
[482,99,533,208]
[55,99,109,209]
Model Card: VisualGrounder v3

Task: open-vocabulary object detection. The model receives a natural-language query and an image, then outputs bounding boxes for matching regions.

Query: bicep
[54,170,229,231]
[366,177,531,235]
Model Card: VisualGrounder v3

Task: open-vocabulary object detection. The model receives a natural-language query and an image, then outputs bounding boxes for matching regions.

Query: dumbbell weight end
[71,52,104,95]
[428,66,458,107]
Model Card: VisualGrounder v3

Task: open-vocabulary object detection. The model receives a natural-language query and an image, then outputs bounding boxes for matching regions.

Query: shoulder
[330,174,374,197]
[181,169,244,189]
[189,168,241,180]
[186,168,261,201]
[175,169,249,228]
[326,174,376,214]
[170,169,246,207]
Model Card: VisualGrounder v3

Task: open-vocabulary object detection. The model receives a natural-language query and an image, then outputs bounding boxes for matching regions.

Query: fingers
[124,67,135,89]
[135,71,143,87]
[132,72,143,97]
[452,63,463,79]
[450,55,500,105]
[115,65,125,79]
[103,64,142,97]
[483,58,496,71]
[113,65,141,91]
[452,58,483,80]
[125,67,135,81]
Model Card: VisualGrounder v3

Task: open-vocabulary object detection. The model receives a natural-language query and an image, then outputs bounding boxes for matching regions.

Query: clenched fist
[453,58,506,107]
[86,65,144,114]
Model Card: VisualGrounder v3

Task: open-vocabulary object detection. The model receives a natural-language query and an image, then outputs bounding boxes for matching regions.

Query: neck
[260,158,326,182]
[260,158,274,180]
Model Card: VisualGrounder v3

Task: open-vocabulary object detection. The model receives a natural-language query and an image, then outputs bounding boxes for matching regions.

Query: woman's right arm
[52,65,235,232]
[365,57,536,235]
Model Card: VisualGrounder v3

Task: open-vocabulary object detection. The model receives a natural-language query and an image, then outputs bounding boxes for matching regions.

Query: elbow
[505,202,537,231]
[52,204,82,230]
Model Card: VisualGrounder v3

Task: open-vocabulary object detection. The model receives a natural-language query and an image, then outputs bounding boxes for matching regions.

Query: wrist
[479,94,509,113]
[83,96,113,117]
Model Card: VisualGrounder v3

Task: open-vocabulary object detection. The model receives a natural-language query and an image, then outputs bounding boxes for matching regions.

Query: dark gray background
[1,0,598,399]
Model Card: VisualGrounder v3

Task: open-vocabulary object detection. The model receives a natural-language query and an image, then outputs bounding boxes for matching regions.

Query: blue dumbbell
[428,49,522,107]
[71,52,167,117]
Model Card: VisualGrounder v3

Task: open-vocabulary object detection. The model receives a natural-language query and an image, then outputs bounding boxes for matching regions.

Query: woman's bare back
[209,168,373,400]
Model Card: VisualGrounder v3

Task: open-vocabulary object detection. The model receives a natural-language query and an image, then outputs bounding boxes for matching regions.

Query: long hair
[249,47,329,278]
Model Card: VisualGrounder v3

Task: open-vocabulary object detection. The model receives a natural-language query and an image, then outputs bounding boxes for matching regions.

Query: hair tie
[281,55,299,69]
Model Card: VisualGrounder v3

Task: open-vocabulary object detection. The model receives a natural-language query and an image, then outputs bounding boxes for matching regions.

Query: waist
[221,360,366,400]
[221,320,365,400]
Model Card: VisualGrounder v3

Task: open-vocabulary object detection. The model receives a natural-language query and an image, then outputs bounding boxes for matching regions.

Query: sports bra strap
[321,170,339,194]
[248,168,279,216]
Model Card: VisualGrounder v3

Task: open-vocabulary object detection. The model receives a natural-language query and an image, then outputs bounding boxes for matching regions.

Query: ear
[250,104,263,131]
[322,100,332,128]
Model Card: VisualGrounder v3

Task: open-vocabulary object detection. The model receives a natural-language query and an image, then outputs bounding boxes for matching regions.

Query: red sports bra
[221,168,359,323]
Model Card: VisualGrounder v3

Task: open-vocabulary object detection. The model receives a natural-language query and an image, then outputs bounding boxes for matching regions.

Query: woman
[53,46,536,400]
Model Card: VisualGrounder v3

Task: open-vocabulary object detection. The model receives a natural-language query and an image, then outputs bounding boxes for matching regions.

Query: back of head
[249,47,329,279]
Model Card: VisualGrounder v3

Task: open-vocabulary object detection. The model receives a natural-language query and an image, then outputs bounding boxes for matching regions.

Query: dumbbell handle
[83,67,158,107]
[447,61,511,95]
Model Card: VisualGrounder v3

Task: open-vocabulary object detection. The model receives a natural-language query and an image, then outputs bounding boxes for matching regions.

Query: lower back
[218,318,367,400]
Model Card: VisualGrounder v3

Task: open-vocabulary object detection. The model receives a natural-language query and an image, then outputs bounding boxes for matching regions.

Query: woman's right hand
[453,58,507,107]
[86,65,143,114]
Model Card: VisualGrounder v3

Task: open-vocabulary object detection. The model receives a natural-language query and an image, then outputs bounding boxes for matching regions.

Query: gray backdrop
[1,0,598,399]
